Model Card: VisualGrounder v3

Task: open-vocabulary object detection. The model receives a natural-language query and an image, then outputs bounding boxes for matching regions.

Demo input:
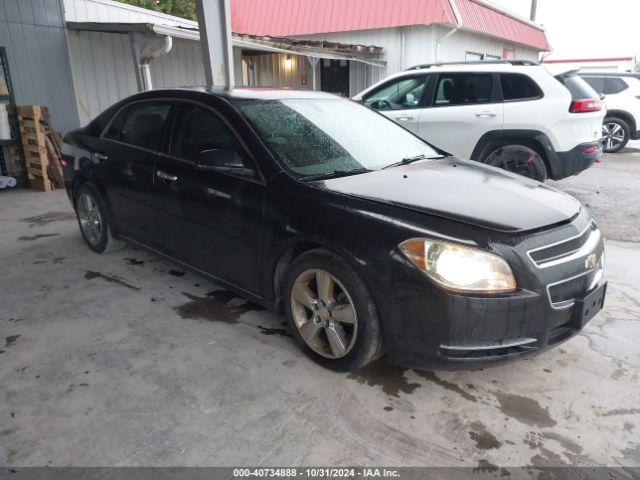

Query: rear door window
[119,102,172,151]
[583,76,629,95]
[104,107,128,140]
[500,73,542,101]
[582,77,606,94]
[603,77,628,94]
[364,75,429,110]
[433,73,494,106]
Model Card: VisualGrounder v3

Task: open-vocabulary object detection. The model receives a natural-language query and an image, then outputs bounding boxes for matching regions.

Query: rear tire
[283,248,384,372]
[75,183,126,254]
[483,144,548,182]
[602,117,630,153]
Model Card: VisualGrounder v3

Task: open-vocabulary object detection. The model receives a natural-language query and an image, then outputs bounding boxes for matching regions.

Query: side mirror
[599,93,606,101]
[196,149,255,178]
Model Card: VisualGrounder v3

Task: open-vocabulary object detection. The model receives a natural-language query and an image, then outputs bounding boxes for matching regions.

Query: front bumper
[386,281,605,370]
[547,141,603,180]
[376,213,605,370]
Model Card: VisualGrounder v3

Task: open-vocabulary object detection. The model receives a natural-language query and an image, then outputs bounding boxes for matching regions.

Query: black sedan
[61,87,606,371]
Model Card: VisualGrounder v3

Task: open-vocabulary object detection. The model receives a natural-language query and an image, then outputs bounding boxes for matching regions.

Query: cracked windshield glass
[237,98,441,177]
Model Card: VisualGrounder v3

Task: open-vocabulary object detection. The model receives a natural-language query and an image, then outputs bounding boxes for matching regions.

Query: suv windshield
[236,98,441,177]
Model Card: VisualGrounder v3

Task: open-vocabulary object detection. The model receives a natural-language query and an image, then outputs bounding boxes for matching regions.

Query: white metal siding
[62,0,197,27]
[66,30,138,124]
[67,30,207,125]
[149,37,206,89]
[297,25,540,96]
[0,0,79,133]
[435,25,539,62]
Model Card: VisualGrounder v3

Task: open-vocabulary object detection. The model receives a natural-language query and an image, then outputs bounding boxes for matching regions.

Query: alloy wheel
[77,192,103,246]
[290,268,358,359]
[602,122,626,151]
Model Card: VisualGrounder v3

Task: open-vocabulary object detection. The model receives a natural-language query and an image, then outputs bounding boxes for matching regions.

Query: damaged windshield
[236,98,441,178]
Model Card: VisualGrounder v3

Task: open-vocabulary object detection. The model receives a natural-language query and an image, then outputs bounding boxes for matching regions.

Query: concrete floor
[1,145,639,469]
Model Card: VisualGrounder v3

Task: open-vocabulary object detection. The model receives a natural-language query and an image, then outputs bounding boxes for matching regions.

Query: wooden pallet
[5,144,21,177]
[16,105,64,191]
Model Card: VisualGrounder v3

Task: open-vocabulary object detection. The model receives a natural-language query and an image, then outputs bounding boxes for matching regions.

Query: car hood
[316,157,581,233]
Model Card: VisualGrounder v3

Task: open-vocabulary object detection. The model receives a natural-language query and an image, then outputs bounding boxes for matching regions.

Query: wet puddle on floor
[174,290,264,324]
[21,211,75,227]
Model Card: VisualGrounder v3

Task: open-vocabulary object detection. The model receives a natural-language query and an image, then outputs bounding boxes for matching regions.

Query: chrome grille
[528,222,598,267]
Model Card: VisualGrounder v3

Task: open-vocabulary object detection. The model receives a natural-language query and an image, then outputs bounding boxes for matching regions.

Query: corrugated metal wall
[67,29,207,125]
[0,0,79,133]
[66,30,138,125]
[435,25,539,62]
[63,0,197,27]
[246,53,313,90]
[64,0,208,125]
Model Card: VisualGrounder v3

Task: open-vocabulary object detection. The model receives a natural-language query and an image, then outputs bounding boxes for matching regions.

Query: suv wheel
[602,117,630,153]
[75,183,126,253]
[283,249,383,371]
[483,145,548,182]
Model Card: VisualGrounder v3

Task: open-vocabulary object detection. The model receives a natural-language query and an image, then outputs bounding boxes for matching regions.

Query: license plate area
[575,282,607,328]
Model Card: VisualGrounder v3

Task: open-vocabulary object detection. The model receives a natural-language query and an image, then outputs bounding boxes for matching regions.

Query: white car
[354,60,605,182]
[579,72,640,153]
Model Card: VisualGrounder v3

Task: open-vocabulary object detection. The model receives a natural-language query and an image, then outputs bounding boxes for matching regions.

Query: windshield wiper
[301,168,372,182]
[382,154,430,170]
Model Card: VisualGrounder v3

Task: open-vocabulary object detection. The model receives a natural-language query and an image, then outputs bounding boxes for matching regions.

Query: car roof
[140,86,340,101]
[405,60,540,72]
[577,71,640,79]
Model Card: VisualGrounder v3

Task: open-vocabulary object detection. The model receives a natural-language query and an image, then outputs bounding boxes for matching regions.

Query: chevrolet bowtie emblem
[585,253,598,270]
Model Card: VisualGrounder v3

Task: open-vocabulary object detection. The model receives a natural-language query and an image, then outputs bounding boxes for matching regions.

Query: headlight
[399,238,517,293]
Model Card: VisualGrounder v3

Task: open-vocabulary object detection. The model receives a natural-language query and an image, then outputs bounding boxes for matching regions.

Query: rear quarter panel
[504,69,603,152]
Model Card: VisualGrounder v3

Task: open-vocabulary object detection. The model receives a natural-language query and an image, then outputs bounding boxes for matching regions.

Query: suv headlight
[399,238,517,293]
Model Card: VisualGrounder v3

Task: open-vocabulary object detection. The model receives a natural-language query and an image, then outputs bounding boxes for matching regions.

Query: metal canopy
[66,21,386,67]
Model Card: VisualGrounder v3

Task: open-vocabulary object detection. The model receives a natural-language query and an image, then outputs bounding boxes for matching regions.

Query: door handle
[476,111,497,118]
[94,152,108,161]
[156,170,178,182]
[395,115,415,121]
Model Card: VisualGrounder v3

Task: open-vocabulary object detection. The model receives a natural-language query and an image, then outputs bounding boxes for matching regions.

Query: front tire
[483,144,548,182]
[75,183,126,254]
[283,249,384,371]
[602,117,630,153]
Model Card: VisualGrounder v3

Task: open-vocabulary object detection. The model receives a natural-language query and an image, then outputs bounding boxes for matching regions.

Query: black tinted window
[434,73,493,106]
[556,74,599,100]
[603,77,628,94]
[364,76,429,110]
[104,107,128,140]
[500,73,542,100]
[583,77,605,93]
[172,104,244,161]
[583,76,629,95]
[120,102,171,151]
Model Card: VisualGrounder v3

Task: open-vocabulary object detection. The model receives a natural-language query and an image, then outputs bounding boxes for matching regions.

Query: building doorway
[320,59,350,97]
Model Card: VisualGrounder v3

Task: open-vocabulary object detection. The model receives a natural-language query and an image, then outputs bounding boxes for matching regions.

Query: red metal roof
[231,0,456,37]
[230,0,549,51]
[455,0,549,51]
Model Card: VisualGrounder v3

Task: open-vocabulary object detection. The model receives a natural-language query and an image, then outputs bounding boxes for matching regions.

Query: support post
[307,56,319,91]
[129,33,144,92]
[530,0,538,21]
[195,0,234,88]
